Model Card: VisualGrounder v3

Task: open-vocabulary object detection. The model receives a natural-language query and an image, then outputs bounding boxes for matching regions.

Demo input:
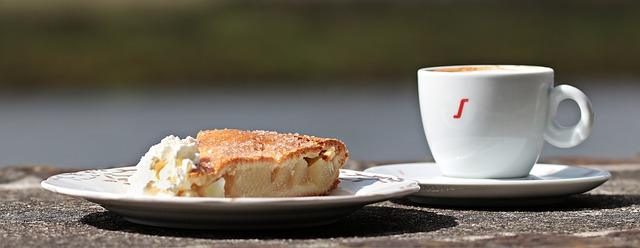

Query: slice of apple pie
[127,129,348,197]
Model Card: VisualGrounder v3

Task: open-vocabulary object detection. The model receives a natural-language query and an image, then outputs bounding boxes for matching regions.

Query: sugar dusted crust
[195,129,348,174]
[193,129,348,197]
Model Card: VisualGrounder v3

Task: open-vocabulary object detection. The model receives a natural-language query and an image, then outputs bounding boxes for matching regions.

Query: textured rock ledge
[1,161,639,247]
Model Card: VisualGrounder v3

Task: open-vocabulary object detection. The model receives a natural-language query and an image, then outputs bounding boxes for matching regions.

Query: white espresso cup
[418,65,593,178]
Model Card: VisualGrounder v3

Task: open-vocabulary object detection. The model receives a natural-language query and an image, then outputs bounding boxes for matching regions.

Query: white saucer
[41,167,419,229]
[364,162,610,207]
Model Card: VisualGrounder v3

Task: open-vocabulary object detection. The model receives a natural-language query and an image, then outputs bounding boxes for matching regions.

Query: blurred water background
[1,0,638,168]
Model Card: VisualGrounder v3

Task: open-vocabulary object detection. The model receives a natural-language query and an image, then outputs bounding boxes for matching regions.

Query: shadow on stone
[554,194,640,210]
[80,206,457,239]
[392,194,640,211]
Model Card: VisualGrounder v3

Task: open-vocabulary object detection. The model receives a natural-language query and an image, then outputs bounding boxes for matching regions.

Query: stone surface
[1,162,640,247]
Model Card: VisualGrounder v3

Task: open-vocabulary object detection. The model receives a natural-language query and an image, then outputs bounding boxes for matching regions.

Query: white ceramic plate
[41,167,419,229]
[364,162,610,206]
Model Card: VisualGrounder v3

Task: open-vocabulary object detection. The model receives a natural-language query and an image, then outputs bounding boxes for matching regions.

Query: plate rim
[363,162,611,187]
[41,168,420,206]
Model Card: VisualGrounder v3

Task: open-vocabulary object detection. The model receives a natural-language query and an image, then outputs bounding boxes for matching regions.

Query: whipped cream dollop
[127,135,224,197]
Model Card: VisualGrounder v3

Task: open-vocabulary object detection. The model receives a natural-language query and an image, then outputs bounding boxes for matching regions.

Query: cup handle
[544,84,594,148]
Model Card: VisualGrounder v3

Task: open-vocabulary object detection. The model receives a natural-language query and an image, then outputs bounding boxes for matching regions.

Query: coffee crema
[431,66,506,72]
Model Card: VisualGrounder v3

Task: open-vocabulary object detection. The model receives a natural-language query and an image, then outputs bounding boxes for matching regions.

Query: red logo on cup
[453,98,469,119]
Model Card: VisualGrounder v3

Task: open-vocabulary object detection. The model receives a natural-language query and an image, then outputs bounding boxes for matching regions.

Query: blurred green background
[1,0,639,167]
[1,0,639,90]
